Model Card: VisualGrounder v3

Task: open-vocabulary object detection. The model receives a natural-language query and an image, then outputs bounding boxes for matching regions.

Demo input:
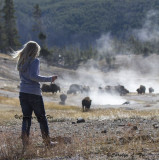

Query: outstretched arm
[29,59,57,82]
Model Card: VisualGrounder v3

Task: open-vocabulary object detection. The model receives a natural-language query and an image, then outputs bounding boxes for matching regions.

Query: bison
[67,84,83,94]
[59,94,67,105]
[136,85,146,94]
[41,84,51,92]
[41,83,60,94]
[149,87,154,93]
[82,85,90,93]
[115,85,129,96]
[105,85,129,96]
[82,97,92,112]
[50,84,60,93]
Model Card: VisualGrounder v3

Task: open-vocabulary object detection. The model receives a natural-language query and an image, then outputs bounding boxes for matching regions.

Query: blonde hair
[12,41,41,71]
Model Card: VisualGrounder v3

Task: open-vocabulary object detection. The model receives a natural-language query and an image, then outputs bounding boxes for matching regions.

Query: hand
[52,75,58,82]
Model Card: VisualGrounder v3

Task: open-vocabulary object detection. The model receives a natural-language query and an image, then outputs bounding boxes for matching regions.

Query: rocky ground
[1,116,159,160]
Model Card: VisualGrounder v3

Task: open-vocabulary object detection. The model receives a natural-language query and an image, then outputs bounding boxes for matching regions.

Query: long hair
[12,41,41,71]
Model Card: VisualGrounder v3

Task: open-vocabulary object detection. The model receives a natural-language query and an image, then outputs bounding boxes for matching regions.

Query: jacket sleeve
[29,59,52,82]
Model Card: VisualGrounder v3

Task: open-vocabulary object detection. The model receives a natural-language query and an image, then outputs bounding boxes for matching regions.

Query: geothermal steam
[59,10,159,106]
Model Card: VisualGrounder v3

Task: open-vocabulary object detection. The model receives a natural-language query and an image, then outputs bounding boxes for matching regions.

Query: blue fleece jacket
[19,58,52,95]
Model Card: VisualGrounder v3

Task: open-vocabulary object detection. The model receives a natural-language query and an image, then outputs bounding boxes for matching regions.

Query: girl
[12,41,57,150]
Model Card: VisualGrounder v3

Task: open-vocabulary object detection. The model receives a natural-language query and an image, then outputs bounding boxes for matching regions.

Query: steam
[134,10,159,42]
[56,10,159,107]
[96,33,116,56]
[89,92,125,105]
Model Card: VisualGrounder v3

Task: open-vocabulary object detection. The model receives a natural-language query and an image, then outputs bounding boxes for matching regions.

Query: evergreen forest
[1,0,159,68]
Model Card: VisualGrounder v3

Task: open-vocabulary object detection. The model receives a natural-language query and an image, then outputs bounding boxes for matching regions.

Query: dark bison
[136,85,146,94]
[41,84,60,94]
[149,87,154,93]
[59,94,67,105]
[67,84,83,94]
[82,85,90,93]
[82,97,92,112]
[50,84,60,93]
[115,85,129,96]
[41,84,51,92]
[105,85,129,96]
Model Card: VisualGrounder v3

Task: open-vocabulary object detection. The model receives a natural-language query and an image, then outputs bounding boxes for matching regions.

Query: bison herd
[136,85,154,94]
[101,85,129,96]
[41,83,154,112]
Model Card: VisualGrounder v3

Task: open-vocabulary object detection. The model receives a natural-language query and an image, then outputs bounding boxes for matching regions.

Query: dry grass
[0,87,18,92]
[1,126,159,160]
[1,95,159,122]
[0,131,94,160]
[0,96,19,106]
[0,53,12,60]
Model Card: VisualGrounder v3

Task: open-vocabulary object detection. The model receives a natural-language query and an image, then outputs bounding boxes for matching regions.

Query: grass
[1,125,159,160]
[0,96,19,106]
[1,95,159,122]
[0,53,12,59]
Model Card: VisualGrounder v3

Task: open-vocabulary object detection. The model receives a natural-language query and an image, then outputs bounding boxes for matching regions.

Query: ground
[0,53,159,160]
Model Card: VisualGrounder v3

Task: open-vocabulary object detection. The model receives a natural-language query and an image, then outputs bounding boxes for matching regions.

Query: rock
[118,124,125,127]
[132,126,138,130]
[77,118,85,123]
[122,101,130,105]
[153,123,159,129]
[101,129,107,133]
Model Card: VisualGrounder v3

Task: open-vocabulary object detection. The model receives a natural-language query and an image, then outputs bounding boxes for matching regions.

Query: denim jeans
[19,92,49,144]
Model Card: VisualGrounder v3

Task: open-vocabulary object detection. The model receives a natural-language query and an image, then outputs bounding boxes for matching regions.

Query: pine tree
[0,0,6,52]
[3,0,20,50]
[33,4,42,33]
[33,4,46,48]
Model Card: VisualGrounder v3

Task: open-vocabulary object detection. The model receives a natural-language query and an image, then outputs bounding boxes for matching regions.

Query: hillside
[13,0,159,48]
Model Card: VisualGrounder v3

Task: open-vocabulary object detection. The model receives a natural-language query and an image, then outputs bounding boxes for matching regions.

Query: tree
[0,0,6,52]
[33,4,46,48]
[32,4,42,34]
[3,0,20,50]
[38,32,46,48]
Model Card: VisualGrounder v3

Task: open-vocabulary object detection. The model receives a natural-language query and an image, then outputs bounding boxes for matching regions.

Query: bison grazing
[136,85,146,94]
[41,84,51,92]
[59,94,67,105]
[67,84,83,94]
[82,97,92,112]
[115,85,129,96]
[67,84,90,94]
[82,85,90,93]
[41,83,60,94]
[50,84,60,94]
[149,87,154,93]
[105,85,129,96]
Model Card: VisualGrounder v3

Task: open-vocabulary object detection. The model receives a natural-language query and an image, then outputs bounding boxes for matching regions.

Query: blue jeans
[19,92,49,144]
